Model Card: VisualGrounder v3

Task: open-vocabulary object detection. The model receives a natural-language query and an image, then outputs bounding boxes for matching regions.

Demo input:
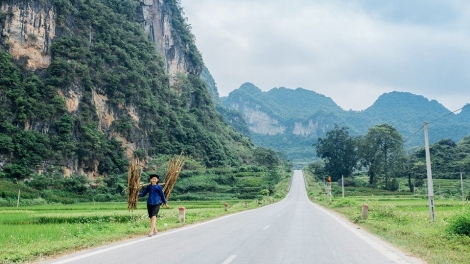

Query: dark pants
[147,204,161,218]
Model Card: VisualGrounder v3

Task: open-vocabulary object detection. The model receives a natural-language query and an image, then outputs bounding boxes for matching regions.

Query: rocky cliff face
[0,0,196,76]
[228,101,286,135]
[292,120,318,137]
[230,101,324,137]
[0,0,55,69]
[0,0,209,177]
[223,83,333,138]
[139,0,201,81]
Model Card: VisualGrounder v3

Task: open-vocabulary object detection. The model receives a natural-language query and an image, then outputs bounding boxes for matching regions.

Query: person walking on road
[139,174,169,236]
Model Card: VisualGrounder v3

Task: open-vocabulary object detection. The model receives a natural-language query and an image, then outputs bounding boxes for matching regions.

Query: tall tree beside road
[358,124,406,190]
[314,125,358,181]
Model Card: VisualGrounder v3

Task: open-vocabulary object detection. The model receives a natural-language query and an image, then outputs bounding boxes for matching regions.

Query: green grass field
[305,171,470,264]
[0,200,280,263]
[2,172,469,264]
[0,174,291,264]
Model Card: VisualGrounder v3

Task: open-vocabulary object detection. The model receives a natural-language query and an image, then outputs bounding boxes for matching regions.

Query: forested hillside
[0,0,255,181]
[222,83,470,166]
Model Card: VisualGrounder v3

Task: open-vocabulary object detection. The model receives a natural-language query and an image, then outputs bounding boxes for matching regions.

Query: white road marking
[221,255,237,264]
[310,201,415,264]
[262,225,270,230]
[49,202,285,264]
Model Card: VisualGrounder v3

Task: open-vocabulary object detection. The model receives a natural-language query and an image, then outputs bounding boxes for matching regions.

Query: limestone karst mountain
[0,0,253,178]
[222,83,470,167]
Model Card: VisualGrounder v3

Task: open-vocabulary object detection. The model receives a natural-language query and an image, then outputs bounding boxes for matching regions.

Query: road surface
[44,170,425,264]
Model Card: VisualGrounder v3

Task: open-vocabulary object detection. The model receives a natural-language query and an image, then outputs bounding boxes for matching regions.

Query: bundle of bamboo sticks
[163,151,185,201]
[127,161,142,211]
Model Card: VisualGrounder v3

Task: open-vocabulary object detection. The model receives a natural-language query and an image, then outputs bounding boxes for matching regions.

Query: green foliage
[314,125,358,180]
[0,199,281,263]
[164,0,204,73]
[446,210,470,236]
[253,147,279,168]
[306,161,326,180]
[358,123,406,189]
[405,135,470,189]
[260,189,270,196]
[332,198,358,208]
[0,11,6,22]
[1,0,257,182]
[223,85,470,167]
[171,165,287,201]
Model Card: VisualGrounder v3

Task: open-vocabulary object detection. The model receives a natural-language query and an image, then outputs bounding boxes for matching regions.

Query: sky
[179,0,470,111]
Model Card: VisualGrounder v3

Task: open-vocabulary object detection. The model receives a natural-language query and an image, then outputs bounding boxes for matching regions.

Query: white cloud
[180,0,470,111]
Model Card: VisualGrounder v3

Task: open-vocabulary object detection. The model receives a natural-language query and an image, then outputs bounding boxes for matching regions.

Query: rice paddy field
[2,172,469,264]
[305,172,470,264]
[0,200,275,263]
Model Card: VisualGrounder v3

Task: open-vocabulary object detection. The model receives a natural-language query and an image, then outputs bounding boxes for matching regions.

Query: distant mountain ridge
[221,83,470,166]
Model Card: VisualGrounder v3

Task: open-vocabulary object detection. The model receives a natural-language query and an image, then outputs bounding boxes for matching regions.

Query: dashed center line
[222,254,237,264]
[263,225,270,230]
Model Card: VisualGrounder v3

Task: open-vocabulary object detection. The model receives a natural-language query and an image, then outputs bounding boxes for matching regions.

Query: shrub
[446,210,470,236]
[339,177,356,187]
[333,198,357,208]
[260,189,269,196]
[386,178,399,191]
[372,204,397,218]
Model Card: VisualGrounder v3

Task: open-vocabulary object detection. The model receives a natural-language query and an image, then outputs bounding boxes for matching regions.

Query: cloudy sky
[179,0,470,111]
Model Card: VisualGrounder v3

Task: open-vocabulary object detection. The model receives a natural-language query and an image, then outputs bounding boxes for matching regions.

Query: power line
[404,125,424,143]
[403,104,470,143]
[428,104,469,125]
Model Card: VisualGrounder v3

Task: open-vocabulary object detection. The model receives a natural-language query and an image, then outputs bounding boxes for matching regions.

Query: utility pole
[16,189,20,208]
[342,175,344,198]
[424,122,435,221]
[327,176,332,202]
[461,172,465,202]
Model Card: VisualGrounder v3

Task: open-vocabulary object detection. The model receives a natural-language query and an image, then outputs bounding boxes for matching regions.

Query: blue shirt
[139,184,167,205]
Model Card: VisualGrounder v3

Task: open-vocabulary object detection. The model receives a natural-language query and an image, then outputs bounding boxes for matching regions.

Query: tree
[253,147,279,169]
[313,125,358,181]
[306,161,326,180]
[358,123,405,189]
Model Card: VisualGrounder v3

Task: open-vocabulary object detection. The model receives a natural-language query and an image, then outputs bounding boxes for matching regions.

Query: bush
[338,177,356,187]
[386,178,399,191]
[446,210,470,236]
[333,198,357,208]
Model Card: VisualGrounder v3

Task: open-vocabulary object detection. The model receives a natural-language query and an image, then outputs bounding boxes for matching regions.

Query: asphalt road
[44,170,425,264]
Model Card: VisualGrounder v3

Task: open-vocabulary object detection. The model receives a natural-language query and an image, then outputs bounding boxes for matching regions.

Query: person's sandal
[148,233,153,237]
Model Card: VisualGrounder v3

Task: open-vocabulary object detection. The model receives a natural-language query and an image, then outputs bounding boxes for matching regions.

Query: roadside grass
[0,175,291,263]
[305,170,470,264]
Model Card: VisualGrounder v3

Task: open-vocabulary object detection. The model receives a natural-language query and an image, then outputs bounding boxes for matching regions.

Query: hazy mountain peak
[458,103,470,117]
[222,84,470,166]
[237,82,262,94]
[367,91,449,113]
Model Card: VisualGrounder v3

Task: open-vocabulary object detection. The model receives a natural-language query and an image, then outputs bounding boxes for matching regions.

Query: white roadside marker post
[178,207,185,223]
[361,204,368,220]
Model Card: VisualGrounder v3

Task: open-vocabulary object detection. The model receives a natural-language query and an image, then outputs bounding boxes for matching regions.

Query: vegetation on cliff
[0,0,261,190]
